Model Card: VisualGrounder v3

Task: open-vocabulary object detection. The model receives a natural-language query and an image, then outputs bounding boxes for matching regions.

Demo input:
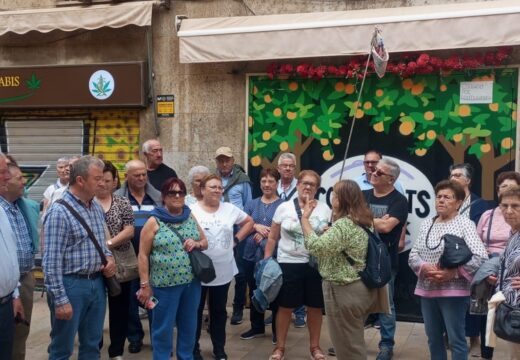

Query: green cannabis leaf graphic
[26,74,41,90]
[92,74,111,96]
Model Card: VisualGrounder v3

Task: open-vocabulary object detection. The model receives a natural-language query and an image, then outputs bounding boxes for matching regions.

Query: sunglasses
[374,168,393,177]
[166,190,186,198]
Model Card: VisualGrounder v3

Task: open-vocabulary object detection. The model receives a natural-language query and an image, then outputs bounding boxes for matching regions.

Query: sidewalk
[26,293,509,359]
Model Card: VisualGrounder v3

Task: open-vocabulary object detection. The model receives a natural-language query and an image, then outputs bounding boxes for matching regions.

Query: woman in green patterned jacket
[137,177,208,360]
[302,179,387,360]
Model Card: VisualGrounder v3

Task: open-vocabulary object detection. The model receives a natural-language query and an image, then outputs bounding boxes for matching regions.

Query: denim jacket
[252,257,283,313]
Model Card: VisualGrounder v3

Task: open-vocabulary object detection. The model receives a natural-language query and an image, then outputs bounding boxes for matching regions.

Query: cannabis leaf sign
[248,69,517,199]
[91,74,111,97]
[26,74,41,90]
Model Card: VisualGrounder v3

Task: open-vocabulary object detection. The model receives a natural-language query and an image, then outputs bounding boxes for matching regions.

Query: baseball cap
[215,147,233,158]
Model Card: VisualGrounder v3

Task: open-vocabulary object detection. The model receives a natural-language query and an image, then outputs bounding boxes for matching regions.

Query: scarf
[150,205,191,224]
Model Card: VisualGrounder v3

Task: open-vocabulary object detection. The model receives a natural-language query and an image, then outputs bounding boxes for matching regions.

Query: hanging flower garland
[266,47,513,80]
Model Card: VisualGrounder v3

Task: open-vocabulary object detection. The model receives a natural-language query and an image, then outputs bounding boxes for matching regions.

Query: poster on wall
[247,69,517,321]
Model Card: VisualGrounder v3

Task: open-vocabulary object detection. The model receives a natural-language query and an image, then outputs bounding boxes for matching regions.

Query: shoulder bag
[168,222,216,283]
[107,226,139,283]
[493,255,520,343]
[425,216,473,268]
[56,199,122,297]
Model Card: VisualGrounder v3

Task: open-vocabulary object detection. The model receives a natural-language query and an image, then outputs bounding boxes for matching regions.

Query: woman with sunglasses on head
[190,174,254,360]
[474,171,520,359]
[409,180,488,360]
[137,177,208,360]
[264,170,331,360]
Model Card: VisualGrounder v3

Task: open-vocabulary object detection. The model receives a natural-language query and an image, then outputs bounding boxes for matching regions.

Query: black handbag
[426,217,473,269]
[168,224,217,283]
[493,256,520,343]
[56,199,122,297]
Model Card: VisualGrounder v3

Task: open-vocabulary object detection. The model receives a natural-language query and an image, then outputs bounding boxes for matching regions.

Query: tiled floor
[26,293,510,359]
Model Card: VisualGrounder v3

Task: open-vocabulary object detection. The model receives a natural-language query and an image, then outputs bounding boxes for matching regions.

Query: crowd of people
[0,142,520,360]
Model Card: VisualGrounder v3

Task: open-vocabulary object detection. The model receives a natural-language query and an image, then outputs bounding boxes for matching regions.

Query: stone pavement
[26,292,510,359]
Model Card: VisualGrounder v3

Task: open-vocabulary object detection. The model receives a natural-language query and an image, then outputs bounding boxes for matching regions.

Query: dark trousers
[108,280,131,357]
[0,296,14,360]
[233,243,247,309]
[479,314,494,359]
[195,283,231,357]
[244,259,278,335]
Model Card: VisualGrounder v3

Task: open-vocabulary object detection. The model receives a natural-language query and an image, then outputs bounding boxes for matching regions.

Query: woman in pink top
[477,171,520,257]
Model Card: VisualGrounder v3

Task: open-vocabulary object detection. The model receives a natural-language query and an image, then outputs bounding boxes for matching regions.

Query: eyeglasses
[450,173,466,179]
[373,168,393,177]
[166,190,186,198]
[363,160,379,165]
[499,203,520,212]
[279,164,295,169]
[435,194,455,201]
[206,185,224,191]
[300,181,317,188]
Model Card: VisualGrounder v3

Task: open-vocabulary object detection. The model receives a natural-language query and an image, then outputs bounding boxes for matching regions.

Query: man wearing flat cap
[214,147,252,325]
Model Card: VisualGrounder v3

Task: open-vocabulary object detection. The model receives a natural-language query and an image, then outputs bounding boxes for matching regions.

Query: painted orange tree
[248,69,517,198]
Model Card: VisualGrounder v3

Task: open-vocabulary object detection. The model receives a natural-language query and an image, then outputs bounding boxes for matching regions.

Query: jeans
[195,282,231,357]
[233,242,247,310]
[421,296,469,360]
[379,272,396,350]
[0,296,14,360]
[107,280,131,358]
[293,305,305,319]
[151,281,201,360]
[48,276,106,360]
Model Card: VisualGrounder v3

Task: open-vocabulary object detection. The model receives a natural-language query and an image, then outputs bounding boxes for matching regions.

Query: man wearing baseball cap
[214,147,252,326]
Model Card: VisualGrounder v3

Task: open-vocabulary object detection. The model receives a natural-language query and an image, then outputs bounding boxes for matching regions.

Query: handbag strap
[167,222,186,244]
[293,198,303,222]
[459,199,478,216]
[486,208,496,248]
[56,199,107,266]
[425,216,442,250]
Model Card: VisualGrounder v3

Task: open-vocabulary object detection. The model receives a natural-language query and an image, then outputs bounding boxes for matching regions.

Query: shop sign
[0,62,146,108]
[156,95,175,117]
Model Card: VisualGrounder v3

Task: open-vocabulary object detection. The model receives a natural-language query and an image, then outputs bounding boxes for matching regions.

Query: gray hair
[142,139,159,154]
[69,156,104,185]
[56,157,69,165]
[379,158,400,179]
[188,165,210,184]
[449,163,473,181]
[278,152,296,165]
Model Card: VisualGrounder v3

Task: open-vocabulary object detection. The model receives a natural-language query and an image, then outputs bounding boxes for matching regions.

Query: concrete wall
[0,0,511,180]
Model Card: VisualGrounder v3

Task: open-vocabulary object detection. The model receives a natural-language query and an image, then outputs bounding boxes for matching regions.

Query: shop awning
[178,0,520,63]
[0,1,154,36]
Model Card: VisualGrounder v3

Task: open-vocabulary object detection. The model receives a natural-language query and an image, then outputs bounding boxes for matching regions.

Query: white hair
[278,152,296,165]
[188,165,210,184]
[142,139,159,154]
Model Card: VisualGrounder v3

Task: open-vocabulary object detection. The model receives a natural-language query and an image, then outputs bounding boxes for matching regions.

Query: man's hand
[102,256,117,278]
[55,303,73,320]
[12,297,25,321]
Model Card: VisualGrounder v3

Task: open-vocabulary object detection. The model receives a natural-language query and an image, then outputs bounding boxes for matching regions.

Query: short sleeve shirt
[273,200,331,263]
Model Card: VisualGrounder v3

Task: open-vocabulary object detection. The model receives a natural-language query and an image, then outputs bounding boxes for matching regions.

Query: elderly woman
[239,168,284,342]
[302,180,388,359]
[185,165,210,206]
[489,185,520,359]
[475,171,520,359]
[137,177,208,360]
[190,174,254,360]
[94,160,135,360]
[264,170,331,360]
[409,180,488,360]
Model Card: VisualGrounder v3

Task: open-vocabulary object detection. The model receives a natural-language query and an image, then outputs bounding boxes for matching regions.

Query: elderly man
[277,153,298,201]
[0,163,39,360]
[142,139,178,191]
[362,158,408,360]
[43,156,116,360]
[115,159,161,353]
[42,157,69,208]
[0,154,24,360]
[214,147,252,325]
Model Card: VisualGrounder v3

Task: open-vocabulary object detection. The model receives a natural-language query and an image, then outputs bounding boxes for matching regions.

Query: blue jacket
[252,257,283,313]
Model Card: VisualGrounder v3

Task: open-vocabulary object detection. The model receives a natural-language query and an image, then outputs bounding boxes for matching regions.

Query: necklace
[260,198,276,222]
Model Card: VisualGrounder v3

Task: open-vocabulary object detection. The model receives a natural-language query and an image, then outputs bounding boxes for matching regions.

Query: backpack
[344,225,392,289]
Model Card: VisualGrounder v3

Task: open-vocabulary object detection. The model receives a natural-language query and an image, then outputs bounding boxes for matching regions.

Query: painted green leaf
[26,74,41,90]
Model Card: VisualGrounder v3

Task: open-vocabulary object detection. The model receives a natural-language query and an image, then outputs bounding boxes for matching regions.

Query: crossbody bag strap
[293,198,302,221]
[166,222,186,244]
[56,199,107,266]
[459,199,478,216]
[342,223,370,267]
[486,208,496,248]
[425,216,440,250]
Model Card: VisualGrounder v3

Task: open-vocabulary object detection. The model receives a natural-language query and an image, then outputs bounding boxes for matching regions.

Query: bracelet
[140,281,149,288]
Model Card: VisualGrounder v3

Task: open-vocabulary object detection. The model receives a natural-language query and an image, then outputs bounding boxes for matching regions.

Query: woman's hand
[183,238,199,252]
[254,224,270,238]
[487,275,498,285]
[511,276,520,289]
[253,233,264,245]
[429,268,458,283]
[302,199,317,219]
[137,286,152,306]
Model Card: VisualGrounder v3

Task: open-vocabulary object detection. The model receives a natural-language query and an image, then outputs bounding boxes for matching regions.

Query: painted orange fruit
[335,82,345,92]
[288,82,298,91]
[373,122,384,132]
[424,111,435,121]
[248,116,253,128]
[426,130,437,140]
[355,109,364,119]
[458,105,471,117]
[250,155,261,167]
[501,137,513,149]
[402,79,414,90]
[273,108,282,117]
[312,124,323,135]
[399,122,414,136]
[320,138,329,146]
[286,111,297,120]
[375,89,384,97]
[480,143,492,153]
[417,133,425,140]
[489,103,499,112]
[453,133,463,143]
[411,83,424,95]
[415,148,427,156]
[264,94,272,103]
[440,84,447,92]
[345,83,356,94]
[279,141,289,151]
[363,101,372,110]
[323,150,334,161]
[333,138,341,145]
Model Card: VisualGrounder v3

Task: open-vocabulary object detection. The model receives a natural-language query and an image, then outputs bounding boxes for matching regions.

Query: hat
[215,147,233,158]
